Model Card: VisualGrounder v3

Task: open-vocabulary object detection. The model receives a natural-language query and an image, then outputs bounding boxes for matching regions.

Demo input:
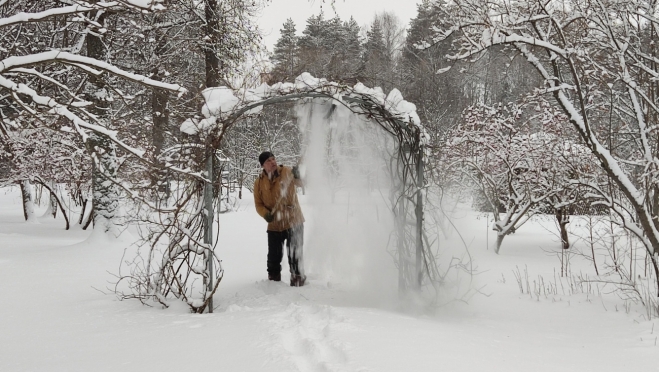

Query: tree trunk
[43,181,57,219]
[36,179,70,230]
[88,134,120,233]
[78,198,88,226]
[49,191,58,218]
[82,203,94,230]
[84,11,120,234]
[555,207,570,250]
[151,15,170,196]
[494,233,505,254]
[152,84,169,195]
[204,0,224,88]
[20,180,35,222]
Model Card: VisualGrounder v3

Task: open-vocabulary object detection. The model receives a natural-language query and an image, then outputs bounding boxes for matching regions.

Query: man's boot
[268,272,281,281]
[290,274,306,287]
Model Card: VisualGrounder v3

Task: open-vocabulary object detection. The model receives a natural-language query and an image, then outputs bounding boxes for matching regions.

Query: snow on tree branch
[0,1,166,29]
[0,51,187,95]
[0,4,107,28]
[431,0,659,292]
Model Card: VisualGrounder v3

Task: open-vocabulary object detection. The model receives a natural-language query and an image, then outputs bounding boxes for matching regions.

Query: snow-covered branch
[0,51,187,95]
[431,0,659,291]
[0,3,115,28]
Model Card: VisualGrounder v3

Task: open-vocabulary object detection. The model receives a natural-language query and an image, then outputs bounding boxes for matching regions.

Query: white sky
[257,0,421,51]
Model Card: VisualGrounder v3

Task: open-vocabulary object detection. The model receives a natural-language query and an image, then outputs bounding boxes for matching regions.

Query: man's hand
[292,165,301,179]
[264,211,275,223]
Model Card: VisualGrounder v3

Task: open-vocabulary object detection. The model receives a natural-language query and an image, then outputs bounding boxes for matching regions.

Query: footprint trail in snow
[269,303,361,372]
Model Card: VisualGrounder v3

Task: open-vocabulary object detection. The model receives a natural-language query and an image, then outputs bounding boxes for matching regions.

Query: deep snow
[0,185,657,372]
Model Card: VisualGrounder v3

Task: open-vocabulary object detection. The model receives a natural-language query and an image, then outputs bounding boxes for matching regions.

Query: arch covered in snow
[181,72,427,150]
[182,73,430,291]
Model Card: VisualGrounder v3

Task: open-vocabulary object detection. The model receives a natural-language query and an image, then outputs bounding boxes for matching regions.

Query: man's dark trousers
[267,224,304,277]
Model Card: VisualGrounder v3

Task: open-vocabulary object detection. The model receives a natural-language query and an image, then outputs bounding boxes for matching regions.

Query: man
[253,151,306,286]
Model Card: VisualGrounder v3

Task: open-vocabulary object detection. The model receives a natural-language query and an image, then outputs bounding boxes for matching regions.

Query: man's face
[262,156,277,173]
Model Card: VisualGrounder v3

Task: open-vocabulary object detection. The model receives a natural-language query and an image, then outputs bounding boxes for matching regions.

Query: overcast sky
[257,0,421,50]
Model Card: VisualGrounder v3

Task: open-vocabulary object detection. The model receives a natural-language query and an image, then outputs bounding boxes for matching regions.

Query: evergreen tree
[271,18,299,82]
[401,0,541,138]
[336,17,363,83]
[293,13,365,83]
[343,17,363,59]
[361,18,389,89]
[400,0,466,139]
[297,14,327,78]
[324,16,344,80]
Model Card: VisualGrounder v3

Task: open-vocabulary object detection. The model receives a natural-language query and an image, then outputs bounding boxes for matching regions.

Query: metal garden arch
[196,73,429,298]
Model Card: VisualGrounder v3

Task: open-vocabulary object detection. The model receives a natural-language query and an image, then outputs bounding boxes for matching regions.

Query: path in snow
[271,302,351,372]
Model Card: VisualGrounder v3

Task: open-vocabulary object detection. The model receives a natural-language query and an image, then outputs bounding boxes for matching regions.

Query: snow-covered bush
[444,94,601,252]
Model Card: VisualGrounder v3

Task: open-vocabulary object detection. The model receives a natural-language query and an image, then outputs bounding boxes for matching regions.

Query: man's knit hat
[258,151,274,166]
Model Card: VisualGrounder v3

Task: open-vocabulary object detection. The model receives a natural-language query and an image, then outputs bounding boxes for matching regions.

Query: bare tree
[373,11,406,91]
[0,1,188,232]
[428,0,659,294]
[445,95,600,252]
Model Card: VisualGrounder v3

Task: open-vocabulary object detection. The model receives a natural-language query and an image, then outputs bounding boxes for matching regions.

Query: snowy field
[0,185,657,372]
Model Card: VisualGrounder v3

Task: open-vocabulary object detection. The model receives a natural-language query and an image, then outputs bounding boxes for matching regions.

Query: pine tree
[271,18,299,82]
[297,14,327,77]
[335,17,362,83]
[292,13,367,83]
[298,14,326,50]
[401,0,541,137]
[400,0,464,134]
[323,16,344,80]
[343,17,362,59]
[361,18,388,88]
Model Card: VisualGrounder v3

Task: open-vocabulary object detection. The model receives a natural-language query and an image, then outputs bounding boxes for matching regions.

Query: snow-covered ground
[0,185,657,372]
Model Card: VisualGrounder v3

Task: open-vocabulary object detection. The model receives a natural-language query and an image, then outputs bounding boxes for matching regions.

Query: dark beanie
[258,151,274,166]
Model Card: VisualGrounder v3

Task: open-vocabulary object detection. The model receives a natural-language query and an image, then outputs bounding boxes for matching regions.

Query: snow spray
[296,99,399,305]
